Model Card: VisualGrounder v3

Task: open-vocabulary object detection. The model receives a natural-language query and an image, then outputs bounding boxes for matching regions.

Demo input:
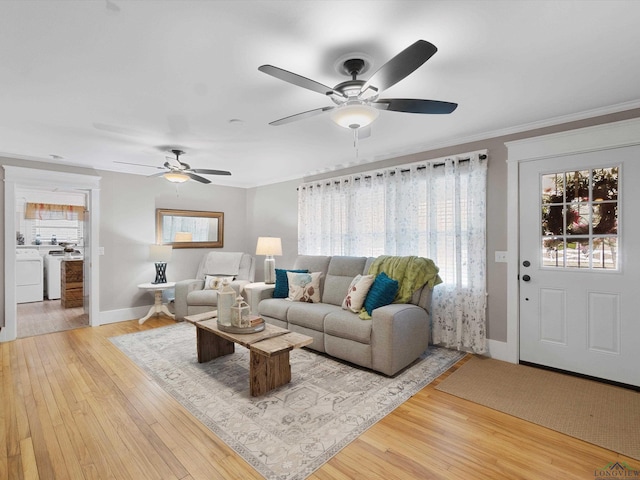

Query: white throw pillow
[204,275,235,290]
[342,274,375,313]
[286,271,322,303]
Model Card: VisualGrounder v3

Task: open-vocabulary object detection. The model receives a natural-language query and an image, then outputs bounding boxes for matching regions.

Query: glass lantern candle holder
[230,296,251,328]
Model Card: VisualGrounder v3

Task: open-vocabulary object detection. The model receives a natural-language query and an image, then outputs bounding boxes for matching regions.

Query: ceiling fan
[258,40,458,130]
[115,149,231,184]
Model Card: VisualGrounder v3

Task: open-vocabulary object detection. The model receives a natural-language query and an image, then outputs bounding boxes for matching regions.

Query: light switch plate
[495,251,507,263]
[98,247,105,256]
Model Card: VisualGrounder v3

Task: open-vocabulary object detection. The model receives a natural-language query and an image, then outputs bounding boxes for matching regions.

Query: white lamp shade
[149,244,172,262]
[163,171,190,183]
[174,231,193,242]
[256,237,282,256]
[331,103,379,129]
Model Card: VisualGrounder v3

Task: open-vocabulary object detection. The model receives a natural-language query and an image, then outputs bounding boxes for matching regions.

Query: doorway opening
[16,187,89,338]
[2,165,101,343]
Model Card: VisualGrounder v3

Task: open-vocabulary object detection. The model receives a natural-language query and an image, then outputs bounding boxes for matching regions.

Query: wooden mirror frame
[156,209,224,249]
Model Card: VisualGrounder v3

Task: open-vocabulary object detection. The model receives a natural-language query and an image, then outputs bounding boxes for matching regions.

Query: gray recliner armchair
[174,251,255,321]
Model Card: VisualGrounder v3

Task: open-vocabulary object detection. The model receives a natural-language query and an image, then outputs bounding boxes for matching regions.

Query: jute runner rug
[436,356,640,460]
[111,323,464,480]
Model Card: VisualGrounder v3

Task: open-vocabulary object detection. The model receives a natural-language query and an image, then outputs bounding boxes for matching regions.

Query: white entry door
[519,145,640,387]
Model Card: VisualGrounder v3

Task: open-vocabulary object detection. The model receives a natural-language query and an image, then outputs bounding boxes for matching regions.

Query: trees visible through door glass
[541,166,618,270]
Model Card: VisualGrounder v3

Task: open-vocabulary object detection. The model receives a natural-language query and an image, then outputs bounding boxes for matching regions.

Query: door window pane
[565,237,590,269]
[592,167,618,201]
[540,166,619,270]
[565,170,589,202]
[593,202,617,234]
[566,203,590,236]
[592,237,617,269]
[542,237,563,267]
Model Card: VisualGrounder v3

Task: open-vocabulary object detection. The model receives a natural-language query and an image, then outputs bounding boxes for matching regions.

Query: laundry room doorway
[1,165,101,343]
[16,187,89,338]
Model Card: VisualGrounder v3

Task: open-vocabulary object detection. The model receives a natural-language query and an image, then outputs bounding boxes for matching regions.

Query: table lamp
[256,237,282,284]
[149,244,172,284]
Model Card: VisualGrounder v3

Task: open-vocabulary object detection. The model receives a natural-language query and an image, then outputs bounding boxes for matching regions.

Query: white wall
[246,179,300,282]
[98,170,249,313]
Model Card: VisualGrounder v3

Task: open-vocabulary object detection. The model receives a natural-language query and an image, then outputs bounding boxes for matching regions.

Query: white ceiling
[2,0,640,188]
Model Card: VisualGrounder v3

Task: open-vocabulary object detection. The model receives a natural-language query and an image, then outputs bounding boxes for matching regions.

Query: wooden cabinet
[61,260,83,308]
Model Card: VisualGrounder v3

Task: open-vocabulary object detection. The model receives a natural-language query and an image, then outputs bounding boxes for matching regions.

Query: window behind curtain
[298,157,477,286]
[298,151,488,353]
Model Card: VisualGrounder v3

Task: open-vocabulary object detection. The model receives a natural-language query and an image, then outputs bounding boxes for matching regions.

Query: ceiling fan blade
[147,172,167,178]
[373,98,458,114]
[362,40,437,95]
[259,65,344,98]
[166,156,191,170]
[269,106,335,126]
[114,160,164,170]
[190,168,232,176]
[186,172,211,184]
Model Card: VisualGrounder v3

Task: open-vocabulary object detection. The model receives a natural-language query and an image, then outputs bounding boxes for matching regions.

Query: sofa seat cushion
[287,303,342,331]
[186,289,219,306]
[324,310,372,344]
[258,298,293,322]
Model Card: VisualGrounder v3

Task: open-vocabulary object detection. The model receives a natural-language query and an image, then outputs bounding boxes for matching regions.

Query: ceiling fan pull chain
[353,127,359,157]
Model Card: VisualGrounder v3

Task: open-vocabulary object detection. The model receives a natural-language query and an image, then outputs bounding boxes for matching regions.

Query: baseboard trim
[99,305,151,325]
[483,339,512,363]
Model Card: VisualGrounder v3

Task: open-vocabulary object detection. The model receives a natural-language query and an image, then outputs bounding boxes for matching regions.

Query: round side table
[137,282,176,324]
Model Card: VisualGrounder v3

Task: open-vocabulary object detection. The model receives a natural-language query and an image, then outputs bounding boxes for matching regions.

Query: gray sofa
[174,252,255,321]
[247,255,435,376]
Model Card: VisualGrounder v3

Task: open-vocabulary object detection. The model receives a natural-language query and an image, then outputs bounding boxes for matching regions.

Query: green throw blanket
[360,255,442,319]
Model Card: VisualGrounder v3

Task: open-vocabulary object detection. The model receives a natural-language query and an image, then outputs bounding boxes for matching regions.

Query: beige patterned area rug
[436,356,640,460]
[111,323,464,480]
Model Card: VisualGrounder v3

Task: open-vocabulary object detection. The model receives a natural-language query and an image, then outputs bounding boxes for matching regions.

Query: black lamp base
[152,262,167,284]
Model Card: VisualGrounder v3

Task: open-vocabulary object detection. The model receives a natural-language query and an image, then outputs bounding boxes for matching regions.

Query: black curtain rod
[299,154,487,190]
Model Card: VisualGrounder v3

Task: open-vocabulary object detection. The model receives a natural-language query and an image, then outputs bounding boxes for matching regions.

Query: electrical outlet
[495,251,507,263]
[98,247,105,256]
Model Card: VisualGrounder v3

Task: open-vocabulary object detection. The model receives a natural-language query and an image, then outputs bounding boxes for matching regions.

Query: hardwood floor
[17,299,88,338]
[1,317,636,479]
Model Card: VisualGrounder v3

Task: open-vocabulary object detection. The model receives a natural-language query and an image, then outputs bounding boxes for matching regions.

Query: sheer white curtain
[298,151,487,353]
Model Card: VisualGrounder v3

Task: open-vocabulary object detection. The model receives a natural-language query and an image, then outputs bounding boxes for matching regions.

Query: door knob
[522,274,531,282]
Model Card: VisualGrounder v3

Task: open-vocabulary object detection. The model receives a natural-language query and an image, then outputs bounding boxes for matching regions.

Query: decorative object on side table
[149,244,172,284]
[255,236,282,284]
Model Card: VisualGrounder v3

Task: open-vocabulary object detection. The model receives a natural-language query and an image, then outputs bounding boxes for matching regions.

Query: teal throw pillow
[274,269,309,298]
[363,272,399,315]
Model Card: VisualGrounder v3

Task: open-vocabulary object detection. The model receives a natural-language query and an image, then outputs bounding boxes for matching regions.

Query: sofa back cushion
[322,256,368,306]
[293,255,332,298]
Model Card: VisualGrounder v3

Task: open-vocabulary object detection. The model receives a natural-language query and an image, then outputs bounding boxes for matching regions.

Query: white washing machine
[44,252,63,300]
[16,249,44,303]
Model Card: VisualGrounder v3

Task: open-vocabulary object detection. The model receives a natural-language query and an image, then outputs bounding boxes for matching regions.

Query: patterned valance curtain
[25,203,85,221]
[297,151,487,354]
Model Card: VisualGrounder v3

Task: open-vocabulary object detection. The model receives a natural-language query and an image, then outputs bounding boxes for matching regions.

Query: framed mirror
[156,209,224,248]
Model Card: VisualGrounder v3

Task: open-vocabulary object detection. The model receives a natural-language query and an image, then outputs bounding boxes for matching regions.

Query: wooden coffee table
[187,318,313,396]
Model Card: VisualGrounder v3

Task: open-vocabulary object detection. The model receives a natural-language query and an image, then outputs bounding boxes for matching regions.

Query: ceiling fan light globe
[331,103,379,129]
[163,172,190,183]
